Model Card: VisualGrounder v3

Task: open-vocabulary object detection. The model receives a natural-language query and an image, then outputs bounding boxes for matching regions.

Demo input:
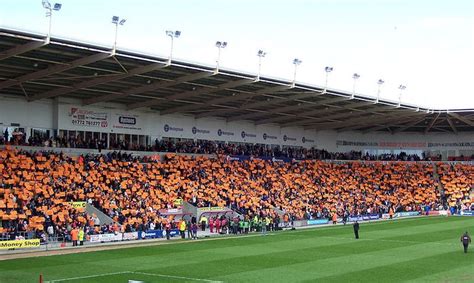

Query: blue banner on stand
[144,229,180,239]
[307,219,329,225]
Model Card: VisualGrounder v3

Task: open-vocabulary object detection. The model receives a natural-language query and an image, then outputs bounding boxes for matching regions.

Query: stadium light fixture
[215,41,227,71]
[351,73,360,99]
[376,79,384,103]
[112,15,127,53]
[256,49,267,80]
[41,0,62,43]
[292,58,302,85]
[398,84,407,107]
[324,66,334,91]
[166,30,181,65]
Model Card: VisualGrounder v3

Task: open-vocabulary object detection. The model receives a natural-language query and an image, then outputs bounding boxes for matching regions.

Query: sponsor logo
[302,137,315,143]
[307,219,329,225]
[283,135,297,142]
[428,142,474,148]
[118,116,136,125]
[122,232,138,240]
[395,211,420,218]
[0,239,40,249]
[89,233,123,243]
[69,107,108,128]
[461,210,474,216]
[164,124,183,133]
[198,207,231,212]
[218,129,234,136]
[241,131,256,139]
[263,133,277,140]
[67,202,86,209]
[192,127,210,135]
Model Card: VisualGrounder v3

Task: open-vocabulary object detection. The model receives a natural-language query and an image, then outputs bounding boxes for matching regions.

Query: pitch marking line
[45,271,223,283]
[318,235,461,247]
[44,271,131,282]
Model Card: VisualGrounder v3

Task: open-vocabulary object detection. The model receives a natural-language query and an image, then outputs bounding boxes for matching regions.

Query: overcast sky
[1,0,473,109]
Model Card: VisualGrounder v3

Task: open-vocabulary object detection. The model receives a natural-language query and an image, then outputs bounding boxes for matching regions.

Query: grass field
[1,216,473,283]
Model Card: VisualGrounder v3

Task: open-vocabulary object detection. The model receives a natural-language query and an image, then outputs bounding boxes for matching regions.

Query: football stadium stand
[0,28,473,246]
[1,145,472,243]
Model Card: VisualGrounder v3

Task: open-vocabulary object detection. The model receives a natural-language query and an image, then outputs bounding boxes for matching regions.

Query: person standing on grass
[71,227,79,246]
[165,221,171,240]
[78,227,84,246]
[179,219,186,239]
[209,216,214,233]
[200,215,208,232]
[353,221,360,239]
[460,231,471,253]
[261,217,267,236]
[187,220,193,239]
[192,222,198,239]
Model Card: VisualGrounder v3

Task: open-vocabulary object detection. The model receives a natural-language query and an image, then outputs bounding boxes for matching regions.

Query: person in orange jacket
[71,227,79,247]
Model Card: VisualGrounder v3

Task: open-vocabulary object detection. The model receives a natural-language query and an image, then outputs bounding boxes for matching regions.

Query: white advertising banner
[111,112,143,134]
[89,233,123,243]
[67,106,108,130]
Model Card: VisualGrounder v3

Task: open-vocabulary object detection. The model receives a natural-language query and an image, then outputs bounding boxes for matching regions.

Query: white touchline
[317,235,460,247]
[44,271,223,283]
[132,271,224,283]
[45,271,131,282]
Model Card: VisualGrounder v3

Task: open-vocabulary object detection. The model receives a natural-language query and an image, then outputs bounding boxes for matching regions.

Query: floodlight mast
[324,66,333,91]
[398,84,406,107]
[292,58,302,85]
[376,79,384,103]
[166,30,181,65]
[256,49,266,80]
[351,73,360,99]
[41,0,61,43]
[112,16,126,54]
[215,41,227,71]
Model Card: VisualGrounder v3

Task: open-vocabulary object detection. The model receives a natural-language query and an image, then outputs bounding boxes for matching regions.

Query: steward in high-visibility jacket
[78,228,85,246]
[179,220,187,239]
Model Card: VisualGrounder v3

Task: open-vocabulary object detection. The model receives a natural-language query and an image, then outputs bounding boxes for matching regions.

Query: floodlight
[112,16,119,24]
[53,3,61,11]
[175,30,181,37]
[378,79,385,85]
[399,84,406,90]
[353,73,360,79]
[119,19,126,25]
[325,66,333,72]
[42,0,51,9]
[215,41,228,70]
[257,50,266,57]
[293,58,302,65]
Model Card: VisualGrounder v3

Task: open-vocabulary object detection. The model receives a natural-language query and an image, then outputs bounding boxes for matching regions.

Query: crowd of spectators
[3,146,468,242]
[0,130,457,161]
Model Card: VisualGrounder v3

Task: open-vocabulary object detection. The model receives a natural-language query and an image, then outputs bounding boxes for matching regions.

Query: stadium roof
[0,27,473,134]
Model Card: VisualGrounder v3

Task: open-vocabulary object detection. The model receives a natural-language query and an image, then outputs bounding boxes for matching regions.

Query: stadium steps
[182,201,198,216]
[273,206,285,217]
[432,163,446,204]
[86,203,115,225]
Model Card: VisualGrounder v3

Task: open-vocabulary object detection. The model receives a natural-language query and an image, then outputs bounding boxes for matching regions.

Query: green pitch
[1,216,473,283]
